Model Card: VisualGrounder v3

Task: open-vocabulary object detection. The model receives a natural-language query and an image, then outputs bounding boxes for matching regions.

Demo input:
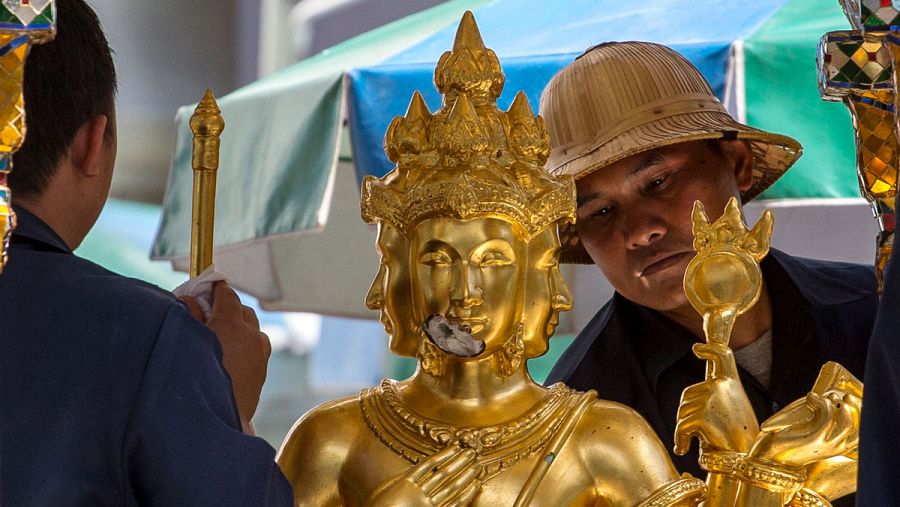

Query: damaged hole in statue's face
[423,314,486,357]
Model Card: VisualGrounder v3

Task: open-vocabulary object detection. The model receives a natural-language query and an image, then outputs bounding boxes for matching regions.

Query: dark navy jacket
[0,207,292,505]
[547,249,876,495]
[858,225,900,506]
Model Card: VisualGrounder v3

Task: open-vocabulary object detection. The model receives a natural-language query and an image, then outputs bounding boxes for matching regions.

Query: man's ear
[722,140,754,193]
[69,115,109,177]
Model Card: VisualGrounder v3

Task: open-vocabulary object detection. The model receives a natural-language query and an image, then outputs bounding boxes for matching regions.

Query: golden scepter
[189,89,224,278]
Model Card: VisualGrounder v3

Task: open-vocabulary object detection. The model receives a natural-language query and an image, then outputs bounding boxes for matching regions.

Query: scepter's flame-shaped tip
[724,195,741,216]
[453,11,486,52]
[691,200,709,227]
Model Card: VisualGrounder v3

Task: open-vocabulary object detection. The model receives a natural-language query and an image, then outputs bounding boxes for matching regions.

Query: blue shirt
[0,207,293,505]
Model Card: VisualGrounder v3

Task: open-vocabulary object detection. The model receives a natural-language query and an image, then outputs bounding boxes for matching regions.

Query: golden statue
[278,13,862,506]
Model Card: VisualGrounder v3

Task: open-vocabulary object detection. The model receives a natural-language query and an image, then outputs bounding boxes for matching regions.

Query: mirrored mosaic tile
[819,31,895,99]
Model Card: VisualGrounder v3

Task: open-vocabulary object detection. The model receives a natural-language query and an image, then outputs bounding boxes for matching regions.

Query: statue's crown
[360,12,575,238]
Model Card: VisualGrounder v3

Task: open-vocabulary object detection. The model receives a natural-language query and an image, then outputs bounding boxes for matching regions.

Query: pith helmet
[540,41,802,263]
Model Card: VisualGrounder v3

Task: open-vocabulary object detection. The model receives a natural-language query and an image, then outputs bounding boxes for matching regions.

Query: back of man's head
[9,0,116,198]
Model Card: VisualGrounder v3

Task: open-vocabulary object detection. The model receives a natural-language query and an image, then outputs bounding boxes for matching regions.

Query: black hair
[9,0,117,197]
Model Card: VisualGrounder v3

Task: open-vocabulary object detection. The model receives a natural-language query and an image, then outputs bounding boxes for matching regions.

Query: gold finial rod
[189,89,224,278]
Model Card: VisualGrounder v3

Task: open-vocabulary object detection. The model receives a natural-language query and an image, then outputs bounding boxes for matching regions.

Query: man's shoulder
[773,250,875,288]
[73,251,174,295]
[770,250,877,305]
[2,246,191,344]
[11,245,178,308]
[66,256,195,337]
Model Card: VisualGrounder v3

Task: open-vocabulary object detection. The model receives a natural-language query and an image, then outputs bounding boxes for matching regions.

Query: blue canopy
[349,0,786,181]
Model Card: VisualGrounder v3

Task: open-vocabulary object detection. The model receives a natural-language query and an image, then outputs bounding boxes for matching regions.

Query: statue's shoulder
[565,390,673,467]
[576,395,661,440]
[537,384,663,452]
[559,390,682,503]
[543,383,653,434]
[277,394,362,465]
[300,395,361,423]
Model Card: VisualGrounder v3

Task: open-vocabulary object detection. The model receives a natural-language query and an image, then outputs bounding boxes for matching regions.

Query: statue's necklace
[360,379,583,481]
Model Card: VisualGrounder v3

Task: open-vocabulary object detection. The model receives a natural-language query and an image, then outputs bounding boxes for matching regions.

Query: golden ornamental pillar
[189,89,224,278]
[0,0,56,272]
[818,1,900,290]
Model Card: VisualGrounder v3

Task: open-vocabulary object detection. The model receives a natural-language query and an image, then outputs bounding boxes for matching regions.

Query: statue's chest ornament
[360,379,584,481]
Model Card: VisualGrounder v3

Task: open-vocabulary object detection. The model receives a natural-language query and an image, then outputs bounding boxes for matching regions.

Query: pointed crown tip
[407,91,430,115]
[509,92,534,116]
[453,10,486,51]
[363,12,574,235]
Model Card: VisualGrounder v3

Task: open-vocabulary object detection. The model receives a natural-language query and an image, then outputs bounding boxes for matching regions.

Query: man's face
[574,140,753,313]
[412,216,525,354]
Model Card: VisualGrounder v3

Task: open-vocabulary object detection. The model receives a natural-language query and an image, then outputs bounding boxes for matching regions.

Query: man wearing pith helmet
[540,41,877,488]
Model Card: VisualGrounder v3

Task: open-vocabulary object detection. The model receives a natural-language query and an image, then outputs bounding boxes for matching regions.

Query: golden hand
[366,446,482,507]
[674,342,759,455]
[749,389,860,468]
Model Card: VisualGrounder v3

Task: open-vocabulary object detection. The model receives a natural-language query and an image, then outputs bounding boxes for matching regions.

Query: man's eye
[590,205,612,219]
[646,174,669,191]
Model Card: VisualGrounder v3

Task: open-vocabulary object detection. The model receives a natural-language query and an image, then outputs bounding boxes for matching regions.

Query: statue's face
[412,216,525,354]
[522,227,572,357]
[365,223,416,357]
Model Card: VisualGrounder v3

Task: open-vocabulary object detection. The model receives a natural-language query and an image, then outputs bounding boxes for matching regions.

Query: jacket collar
[11,205,72,254]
